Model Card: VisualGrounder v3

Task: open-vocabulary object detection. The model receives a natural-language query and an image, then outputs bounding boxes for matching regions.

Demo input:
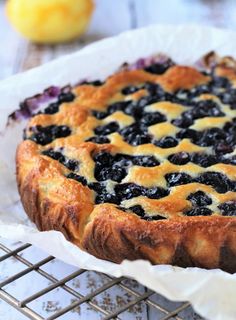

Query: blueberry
[227,155,236,165]
[187,191,212,206]
[30,132,52,145]
[144,59,174,75]
[218,201,236,216]
[91,80,104,86]
[52,125,71,138]
[214,143,233,155]
[108,101,130,114]
[115,183,144,201]
[67,173,87,186]
[165,172,193,187]
[218,88,236,106]
[122,86,140,95]
[132,155,159,167]
[80,80,104,87]
[29,125,71,145]
[86,136,110,144]
[192,84,210,96]
[120,124,151,146]
[44,102,60,114]
[113,154,133,167]
[176,129,199,141]
[128,133,152,146]
[137,96,156,108]
[211,76,230,89]
[168,152,190,165]
[64,159,79,171]
[224,120,236,134]
[144,83,165,96]
[124,102,144,118]
[141,112,166,126]
[144,215,166,221]
[93,152,113,166]
[58,92,75,103]
[154,136,178,148]
[184,207,212,216]
[89,182,105,193]
[81,80,104,86]
[94,164,127,182]
[95,192,119,205]
[192,100,224,118]
[129,205,145,217]
[42,149,65,162]
[94,167,112,181]
[110,166,127,182]
[120,122,147,136]
[145,187,169,199]
[191,153,219,167]
[172,114,193,128]
[92,110,107,120]
[196,172,231,193]
[94,122,119,135]
[195,128,226,147]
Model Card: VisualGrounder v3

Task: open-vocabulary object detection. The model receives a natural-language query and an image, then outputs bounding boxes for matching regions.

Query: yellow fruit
[6,0,94,43]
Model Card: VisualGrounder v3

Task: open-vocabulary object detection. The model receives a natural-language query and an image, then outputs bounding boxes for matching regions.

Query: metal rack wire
[0,239,203,320]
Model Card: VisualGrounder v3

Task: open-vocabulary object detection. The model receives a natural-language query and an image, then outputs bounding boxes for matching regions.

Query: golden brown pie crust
[16,53,236,272]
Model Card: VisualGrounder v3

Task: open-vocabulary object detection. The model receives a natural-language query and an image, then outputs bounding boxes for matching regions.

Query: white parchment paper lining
[0,25,236,320]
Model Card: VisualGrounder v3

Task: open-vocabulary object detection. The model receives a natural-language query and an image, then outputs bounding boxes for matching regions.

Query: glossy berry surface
[187,191,212,206]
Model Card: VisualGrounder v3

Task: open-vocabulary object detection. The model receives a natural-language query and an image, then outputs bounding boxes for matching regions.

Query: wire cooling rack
[0,238,204,320]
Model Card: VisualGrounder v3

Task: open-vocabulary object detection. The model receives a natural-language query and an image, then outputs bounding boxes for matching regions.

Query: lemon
[6,0,94,43]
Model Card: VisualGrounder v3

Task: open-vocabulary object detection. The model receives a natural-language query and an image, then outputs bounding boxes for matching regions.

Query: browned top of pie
[17,53,236,224]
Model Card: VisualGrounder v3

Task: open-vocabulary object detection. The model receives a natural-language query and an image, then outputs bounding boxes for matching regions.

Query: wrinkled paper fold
[1,25,236,320]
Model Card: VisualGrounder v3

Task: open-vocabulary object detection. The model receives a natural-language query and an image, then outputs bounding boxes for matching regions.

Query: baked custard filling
[21,53,236,221]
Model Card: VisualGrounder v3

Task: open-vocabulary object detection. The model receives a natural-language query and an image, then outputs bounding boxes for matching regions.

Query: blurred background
[1,0,236,80]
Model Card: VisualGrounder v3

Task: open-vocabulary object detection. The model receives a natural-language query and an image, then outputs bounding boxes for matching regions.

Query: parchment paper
[1,25,236,320]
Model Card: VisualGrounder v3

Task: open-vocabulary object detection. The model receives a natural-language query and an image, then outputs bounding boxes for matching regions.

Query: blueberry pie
[16,52,236,272]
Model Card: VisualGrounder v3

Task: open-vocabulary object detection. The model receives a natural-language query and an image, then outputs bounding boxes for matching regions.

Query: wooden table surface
[1,0,236,80]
